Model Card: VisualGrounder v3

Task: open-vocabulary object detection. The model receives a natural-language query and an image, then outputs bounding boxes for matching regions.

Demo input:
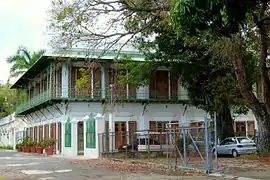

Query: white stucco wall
[20,101,206,157]
[233,110,258,130]
[67,102,205,126]
[0,113,27,148]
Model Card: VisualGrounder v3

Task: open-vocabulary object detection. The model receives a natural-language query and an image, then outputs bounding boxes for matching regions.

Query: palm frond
[9,70,27,78]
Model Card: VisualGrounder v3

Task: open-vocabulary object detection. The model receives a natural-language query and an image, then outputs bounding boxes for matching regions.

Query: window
[220,138,236,145]
[237,138,253,144]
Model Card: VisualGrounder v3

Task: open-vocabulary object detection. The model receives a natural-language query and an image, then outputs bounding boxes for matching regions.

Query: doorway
[115,122,126,149]
[77,122,84,155]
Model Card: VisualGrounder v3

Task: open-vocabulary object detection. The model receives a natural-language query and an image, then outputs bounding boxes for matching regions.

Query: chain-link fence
[98,120,213,173]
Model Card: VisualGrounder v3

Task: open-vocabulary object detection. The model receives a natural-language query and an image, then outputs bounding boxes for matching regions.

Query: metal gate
[165,117,213,173]
[98,116,215,174]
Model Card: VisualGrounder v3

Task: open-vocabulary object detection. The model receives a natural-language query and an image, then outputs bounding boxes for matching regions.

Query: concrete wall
[0,113,27,148]
[67,102,205,126]
[19,101,206,158]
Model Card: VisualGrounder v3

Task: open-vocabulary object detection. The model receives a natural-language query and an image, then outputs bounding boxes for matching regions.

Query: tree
[118,27,255,140]
[49,0,254,140]
[6,46,45,78]
[0,83,17,119]
[48,0,169,52]
[172,0,270,153]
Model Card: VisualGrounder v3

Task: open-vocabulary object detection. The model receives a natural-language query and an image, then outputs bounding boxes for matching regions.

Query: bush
[177,135,192,153]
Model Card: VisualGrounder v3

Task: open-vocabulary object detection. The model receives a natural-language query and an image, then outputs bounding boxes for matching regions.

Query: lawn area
[0,145,13,150]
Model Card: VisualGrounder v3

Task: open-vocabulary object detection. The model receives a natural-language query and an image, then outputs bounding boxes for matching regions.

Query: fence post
[214,112,218,174]
[183,128,187,167]
[204,115,212,174]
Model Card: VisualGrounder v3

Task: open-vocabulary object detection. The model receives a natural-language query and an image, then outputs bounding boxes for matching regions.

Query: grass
[0,145,13,150]
[242,153,270,162]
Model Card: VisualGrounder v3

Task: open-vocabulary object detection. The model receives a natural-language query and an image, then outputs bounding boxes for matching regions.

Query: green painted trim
[15,96,190,115]
[65,115,71,147]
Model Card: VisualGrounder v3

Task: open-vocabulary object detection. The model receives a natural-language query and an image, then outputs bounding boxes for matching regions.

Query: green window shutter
[86,120,91,148]
[86,116,96,148]
[91,120,96,148]
[65,120,71,147]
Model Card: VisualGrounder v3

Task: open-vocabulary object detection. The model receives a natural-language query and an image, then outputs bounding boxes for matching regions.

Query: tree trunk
[229,36,270,153]
[216,103,234,141]
[252,107,270,154]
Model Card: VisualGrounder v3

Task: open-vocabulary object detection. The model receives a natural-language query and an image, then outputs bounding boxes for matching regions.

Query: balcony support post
[91,68,94,98]
[126,70,129,99]
[101,64,108,98]
[55,121,59,154]
[61,62,69,98]
[47,66,49,94]
[49,63,53,97]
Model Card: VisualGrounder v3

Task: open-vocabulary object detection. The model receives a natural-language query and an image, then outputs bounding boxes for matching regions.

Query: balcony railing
[67,87,188,101]
[16,87,189,114]
[16,90,52,114]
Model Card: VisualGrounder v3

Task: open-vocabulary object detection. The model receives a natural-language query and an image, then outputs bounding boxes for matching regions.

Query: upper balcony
[13,51,190,115]
[16,90,54,115]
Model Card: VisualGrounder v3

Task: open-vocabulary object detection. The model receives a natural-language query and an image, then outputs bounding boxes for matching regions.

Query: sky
[0,0,52,84]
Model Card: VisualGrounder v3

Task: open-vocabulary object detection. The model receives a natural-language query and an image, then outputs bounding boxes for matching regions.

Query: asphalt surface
[0,150,228,180]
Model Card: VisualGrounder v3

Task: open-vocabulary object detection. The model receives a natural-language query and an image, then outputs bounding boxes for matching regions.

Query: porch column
[108,113,115,151]
[138,115,146,138]
[42,124,45,139]
[61,122,65,154]
[28,127,31,138]
[37,126,39,142]
[13,129,16,150]
[71,119,78,156]
[48,123,51,138]
[61,62,69,98]
[55,121,59,154]
[32,126,35,141]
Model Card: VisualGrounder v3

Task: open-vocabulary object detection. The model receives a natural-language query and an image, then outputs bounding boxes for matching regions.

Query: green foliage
[6,46,45,78]
[75,68,90,89]
[116,55,157,87]
[56,6,74,21]
[0,145,13,150]
[0,83,17,118]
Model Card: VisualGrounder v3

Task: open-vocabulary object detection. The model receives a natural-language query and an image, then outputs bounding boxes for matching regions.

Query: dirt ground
[71,154,270,177]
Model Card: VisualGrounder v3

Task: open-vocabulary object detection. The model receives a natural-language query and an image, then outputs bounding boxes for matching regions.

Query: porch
[25,121,62,154]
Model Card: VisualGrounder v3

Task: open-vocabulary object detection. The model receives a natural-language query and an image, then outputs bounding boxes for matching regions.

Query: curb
[209,173,259,180]
[0,150,16,152]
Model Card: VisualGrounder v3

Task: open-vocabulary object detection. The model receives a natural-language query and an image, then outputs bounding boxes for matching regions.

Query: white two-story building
[11,49,207,157]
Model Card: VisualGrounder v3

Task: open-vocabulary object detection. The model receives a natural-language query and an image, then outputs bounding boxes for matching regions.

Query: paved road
[0,150,228,180]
